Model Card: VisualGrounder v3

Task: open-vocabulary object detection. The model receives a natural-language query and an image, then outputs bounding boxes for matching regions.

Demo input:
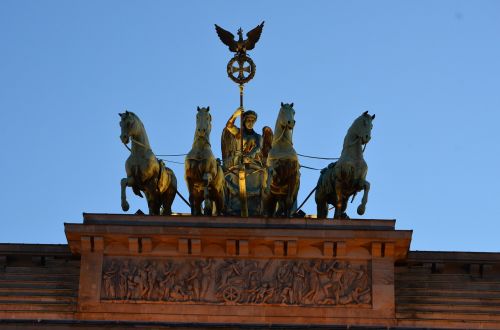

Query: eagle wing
[215,24,237,52]
[261,125,273,163]
[245,21,265,51]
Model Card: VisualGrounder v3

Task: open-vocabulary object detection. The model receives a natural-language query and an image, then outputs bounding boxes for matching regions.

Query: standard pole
[239,84,249,217]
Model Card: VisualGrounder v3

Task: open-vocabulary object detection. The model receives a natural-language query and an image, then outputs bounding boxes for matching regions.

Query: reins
[122,137,152,153]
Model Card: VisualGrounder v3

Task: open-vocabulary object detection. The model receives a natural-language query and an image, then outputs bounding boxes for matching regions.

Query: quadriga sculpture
[185,107,225,216]
[263,102,300,217]
[315,111,375,219]
[119,111,177,215]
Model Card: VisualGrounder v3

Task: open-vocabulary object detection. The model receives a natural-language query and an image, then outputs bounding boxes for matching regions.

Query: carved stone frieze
[101,257,371,307]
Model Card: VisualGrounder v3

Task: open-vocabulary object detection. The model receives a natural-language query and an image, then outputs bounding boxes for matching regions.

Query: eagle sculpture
[215,21,265,56]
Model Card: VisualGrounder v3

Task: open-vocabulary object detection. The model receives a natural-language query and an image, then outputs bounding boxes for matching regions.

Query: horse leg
[189,197,196,216]
[190,194,200,216]
[263,167,278,217]
[341,197,350,219]
[203,173,213,216]
[268,195,278,218]
[203,196,213,216]
[218,191,225,215]
[162,184,176,216]
[185,176,198,216]
[285,176,299,217]
[334,183,343,220]
[121,177,135,212]
[145,191,160,215]
[316,197,328,219]
[214,167,225,216]
[357,180,370,215]
[213,185,225,216]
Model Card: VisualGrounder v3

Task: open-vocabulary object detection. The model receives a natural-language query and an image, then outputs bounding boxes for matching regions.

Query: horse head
[273,102,296,145]
[278,102,296,130]
[195,106,212,141]
[348,111,375,145]
[119,110,141,144]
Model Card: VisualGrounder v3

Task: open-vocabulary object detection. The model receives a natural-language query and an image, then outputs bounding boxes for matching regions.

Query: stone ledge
[82,213,398,231]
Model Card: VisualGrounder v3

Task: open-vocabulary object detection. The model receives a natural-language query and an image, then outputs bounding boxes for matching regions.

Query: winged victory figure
[221,107,273,216]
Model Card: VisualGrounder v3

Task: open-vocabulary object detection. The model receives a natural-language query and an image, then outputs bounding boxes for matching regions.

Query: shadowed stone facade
[0,214,499,329]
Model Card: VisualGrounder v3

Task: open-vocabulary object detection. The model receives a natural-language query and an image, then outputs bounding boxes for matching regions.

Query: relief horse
[119,111,177,215]
[185,107,225,216]
[263,102,300,217]
[315,111,375,219]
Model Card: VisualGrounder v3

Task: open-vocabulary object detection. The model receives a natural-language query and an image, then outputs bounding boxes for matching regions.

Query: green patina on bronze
[119,111,177,215]
[315,111,375,219]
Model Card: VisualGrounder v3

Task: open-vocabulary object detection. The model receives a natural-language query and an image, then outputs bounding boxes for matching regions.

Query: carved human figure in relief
[199,259,214,301]
[146,262,158,300]
[159,261,176,301]
[103,260,118,299]
[118,260,130,299]
[291,261,306,304]
[303,260,325,304]
[186,260,206,301]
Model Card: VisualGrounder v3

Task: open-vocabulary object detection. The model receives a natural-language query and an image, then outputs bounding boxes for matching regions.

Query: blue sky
[0,1,499,252]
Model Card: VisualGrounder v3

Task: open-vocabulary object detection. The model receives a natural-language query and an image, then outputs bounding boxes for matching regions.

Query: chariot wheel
[222,285,241,303]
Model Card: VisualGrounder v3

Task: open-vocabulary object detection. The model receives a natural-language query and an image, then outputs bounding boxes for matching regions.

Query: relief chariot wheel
[226,54,256,85]
[222,285,241,303]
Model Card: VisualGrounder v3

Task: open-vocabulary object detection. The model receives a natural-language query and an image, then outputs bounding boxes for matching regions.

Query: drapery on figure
[221,107,272,169]
[221,107,273,216]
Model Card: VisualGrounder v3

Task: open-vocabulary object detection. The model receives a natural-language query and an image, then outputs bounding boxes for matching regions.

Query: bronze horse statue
[315,111,375,219]
[119,111,177,215]
[185,107,225,216]
[263,103,300,217]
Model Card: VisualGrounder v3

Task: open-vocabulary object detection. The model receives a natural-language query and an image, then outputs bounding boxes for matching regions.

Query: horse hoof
[122,201,130,212]
[357,204,365,215]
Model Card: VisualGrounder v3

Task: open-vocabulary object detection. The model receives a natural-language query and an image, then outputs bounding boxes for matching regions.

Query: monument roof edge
[79,213,398,231]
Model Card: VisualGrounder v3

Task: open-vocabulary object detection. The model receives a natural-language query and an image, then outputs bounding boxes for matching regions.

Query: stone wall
[0,244,79,321]
[396,251,500,329]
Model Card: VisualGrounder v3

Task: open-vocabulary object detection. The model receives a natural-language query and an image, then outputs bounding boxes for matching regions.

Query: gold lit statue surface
[315,111,375,219]
[185,107,225,216]
[263,103,300,217]
[119,111,177,215]
[221,108,272,216]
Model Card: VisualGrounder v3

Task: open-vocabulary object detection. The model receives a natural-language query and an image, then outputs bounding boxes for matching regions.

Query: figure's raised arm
[226,107,244,136]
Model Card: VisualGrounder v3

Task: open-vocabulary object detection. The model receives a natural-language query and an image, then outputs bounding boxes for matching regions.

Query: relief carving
[101,257,371,307]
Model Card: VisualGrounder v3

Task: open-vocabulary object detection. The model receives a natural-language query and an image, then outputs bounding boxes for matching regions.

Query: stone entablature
[63,213,412,327]
[1,221,500,329]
